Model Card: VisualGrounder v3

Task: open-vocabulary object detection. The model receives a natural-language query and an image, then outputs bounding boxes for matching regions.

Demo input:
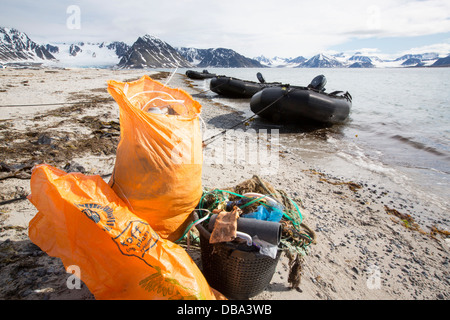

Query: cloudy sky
[1,0,450,59]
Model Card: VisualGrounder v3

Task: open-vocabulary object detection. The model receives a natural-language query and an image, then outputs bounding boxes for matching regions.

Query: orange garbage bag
[107,75,203,242]
[28,164,217,300]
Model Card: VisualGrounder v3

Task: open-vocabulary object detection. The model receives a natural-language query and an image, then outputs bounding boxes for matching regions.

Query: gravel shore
[0,67,448,300]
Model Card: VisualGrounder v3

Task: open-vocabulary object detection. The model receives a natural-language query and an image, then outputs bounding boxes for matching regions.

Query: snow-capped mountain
[177,47,263,68]
[345,55,375,68]
[393,53,440,67]
[175,47,204,65]
[0,27,56,62]
[253,55,273,66]
[253,55,306,68]
[298,54,344,68]
[323,52,441,68]
[432,54,450,67]
[348,61,375,68]
[330,52,378,68]
[46,41,130,67]
[0,27,130,67]
[395,53,439,62]
[0,26,447,69]
[118,35,191,69]
[288,56,308,65]
[349,55,373,63]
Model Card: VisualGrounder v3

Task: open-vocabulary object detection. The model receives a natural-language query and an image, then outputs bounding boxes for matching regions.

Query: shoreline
[0,67,448,300]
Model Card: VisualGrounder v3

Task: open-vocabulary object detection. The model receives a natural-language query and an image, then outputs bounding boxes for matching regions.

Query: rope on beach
[0,195,27,206]
[0,173,112,207]
[0,101,93,108]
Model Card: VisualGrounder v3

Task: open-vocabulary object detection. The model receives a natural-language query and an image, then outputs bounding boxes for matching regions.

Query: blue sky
[1,0,449,59]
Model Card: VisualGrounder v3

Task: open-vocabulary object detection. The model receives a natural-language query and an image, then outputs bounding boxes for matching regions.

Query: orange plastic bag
[107,75,203,241]
[28,164,217,300]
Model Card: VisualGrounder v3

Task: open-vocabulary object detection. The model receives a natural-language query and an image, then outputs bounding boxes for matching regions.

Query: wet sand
[0,67,448,300]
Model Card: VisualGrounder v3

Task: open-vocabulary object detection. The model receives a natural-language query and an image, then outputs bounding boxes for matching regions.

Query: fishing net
[187,175,316,289]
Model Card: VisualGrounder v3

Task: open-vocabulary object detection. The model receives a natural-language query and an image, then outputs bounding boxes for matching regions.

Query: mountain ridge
[0,26,449,69]
[117,35,191,69]
[0,27,56,62]
[177,47,264,68]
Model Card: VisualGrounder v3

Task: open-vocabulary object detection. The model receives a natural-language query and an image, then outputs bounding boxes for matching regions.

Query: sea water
[169,67,450,223]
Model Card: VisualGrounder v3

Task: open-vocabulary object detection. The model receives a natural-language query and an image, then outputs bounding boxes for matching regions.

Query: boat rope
[0,195,28,206]
[202,87,291,146]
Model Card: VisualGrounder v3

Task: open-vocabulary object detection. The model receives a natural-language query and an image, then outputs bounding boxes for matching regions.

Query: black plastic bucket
[193,212,281,300]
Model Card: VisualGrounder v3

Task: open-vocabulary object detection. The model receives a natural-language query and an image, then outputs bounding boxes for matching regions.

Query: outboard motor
[256,72,266,84]
[308,74,327,91]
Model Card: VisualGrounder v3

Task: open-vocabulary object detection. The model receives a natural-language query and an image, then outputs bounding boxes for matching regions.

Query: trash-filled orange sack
[28,164,217,300]
[107,75,203,241]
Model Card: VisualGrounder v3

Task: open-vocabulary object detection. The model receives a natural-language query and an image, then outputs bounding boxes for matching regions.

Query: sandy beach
[0,67,448,301]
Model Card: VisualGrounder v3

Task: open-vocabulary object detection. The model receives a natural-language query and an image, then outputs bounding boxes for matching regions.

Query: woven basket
[194,212,281,300]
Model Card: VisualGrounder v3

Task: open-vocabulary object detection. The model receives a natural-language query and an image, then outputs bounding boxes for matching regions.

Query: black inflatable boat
[250,80,352,124]
[210,73,280,98]
[186,69,217,80]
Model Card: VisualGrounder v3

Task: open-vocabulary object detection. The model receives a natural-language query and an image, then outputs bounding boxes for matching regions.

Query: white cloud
[1,0,449,58]
[144,0,450,57]
[372,0,450,37]
[399,42,450,57]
